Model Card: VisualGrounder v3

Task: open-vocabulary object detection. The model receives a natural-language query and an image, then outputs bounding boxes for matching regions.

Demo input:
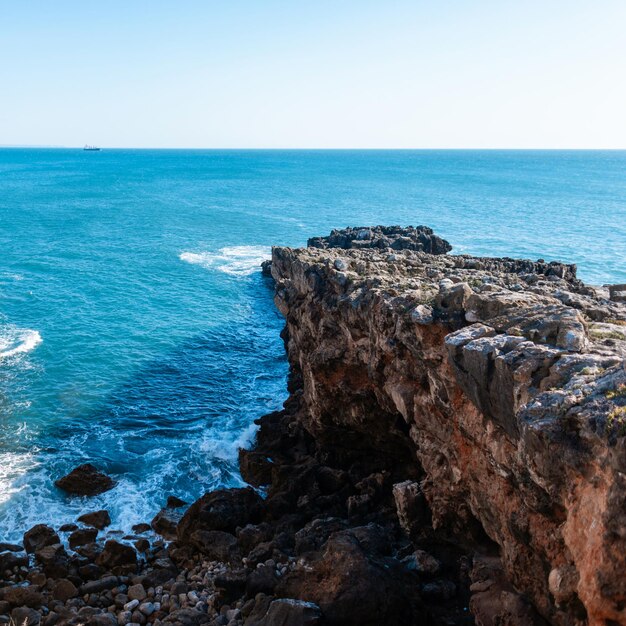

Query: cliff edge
[265,226,626,625]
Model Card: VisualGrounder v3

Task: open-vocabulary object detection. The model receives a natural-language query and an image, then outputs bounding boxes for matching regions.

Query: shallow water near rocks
[1,149,625,541]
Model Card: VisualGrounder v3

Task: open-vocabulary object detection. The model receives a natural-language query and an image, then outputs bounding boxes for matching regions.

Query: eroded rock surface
[269,228,626,625]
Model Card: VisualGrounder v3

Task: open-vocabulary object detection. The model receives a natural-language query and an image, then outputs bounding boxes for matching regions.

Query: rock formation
[1,226,625,626]
[267,227,626,625]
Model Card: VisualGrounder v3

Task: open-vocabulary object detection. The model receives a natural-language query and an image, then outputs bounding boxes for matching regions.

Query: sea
[1,149,625,542]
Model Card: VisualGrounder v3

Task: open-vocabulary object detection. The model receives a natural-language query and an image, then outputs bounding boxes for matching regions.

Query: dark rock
[294,518,349,555]
[246,565,279,596]
[392,480,429,538]
[163,608,210,625]
[59,523,78,532]
[133,538,150,553]
[402,550,441,576]
[0,550,28,572]
[79,576,119,595]
[307,225,452,255]
[253,598,322,626]
[69,528,98,549]
[608,284,626,303]
[11,607,41,626]
[213,569,248,602]
[166,495,187,508]
[35,544,69,578]
[77,510,111,529]
[87,613,117,626]
[0,542,22,552]
[23,525,60,553]
[239,450,273,487]
[52,579,78,601]
[277,530,418,625]
[131,523,151,534]
[0,586,44,608]
[95,541,137,570]
[55,464,115,496]
[76,542,102,561]
[188,530,239,561]
[177,487,264,541]
[237,524,273,555]
[420,579,457,601]
[151,505,184,540]
[78,563,104,581]
[44,612,59,626]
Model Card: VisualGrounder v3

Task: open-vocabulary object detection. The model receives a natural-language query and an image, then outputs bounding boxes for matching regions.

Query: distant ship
[83,145,100,151]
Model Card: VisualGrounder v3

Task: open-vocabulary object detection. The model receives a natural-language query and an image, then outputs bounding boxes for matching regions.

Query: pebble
[127,584,146,602]
[117,611,132,626]
[139,602,155,616]
[123,599,139,612]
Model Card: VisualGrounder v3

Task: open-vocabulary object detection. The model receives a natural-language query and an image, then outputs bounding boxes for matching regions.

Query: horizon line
[2,145,626,151]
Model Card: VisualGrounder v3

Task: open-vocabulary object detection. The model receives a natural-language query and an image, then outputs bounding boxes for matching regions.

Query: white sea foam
[0,325,42,360]
[180,245,270,277]
[199,422,259,462]
[0,450,39,506]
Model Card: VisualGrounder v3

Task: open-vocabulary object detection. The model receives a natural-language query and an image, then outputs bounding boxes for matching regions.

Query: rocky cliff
[2,227,625,626]
[266,226,626,626]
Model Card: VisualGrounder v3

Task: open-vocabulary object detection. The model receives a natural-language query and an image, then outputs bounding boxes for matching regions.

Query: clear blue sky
[1,0,625,148]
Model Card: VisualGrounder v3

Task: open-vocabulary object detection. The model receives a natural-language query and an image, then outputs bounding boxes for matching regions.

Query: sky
[1,0,625,149]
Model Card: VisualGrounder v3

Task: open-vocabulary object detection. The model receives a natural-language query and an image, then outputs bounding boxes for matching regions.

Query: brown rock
[267,230,626,625]
[69,527,98,548]
[251,598,322,626]
[55,464,115,496]
[95,540,137,569]
[0,585,43,608]
[35,543,69,578]
[150,506,184,540]
[52,579,78,602]
[23,524,60,553]
[188,530,239,561]
[277,530,418,625]
[11,607,41,626]
[0,550,28,572]
[177,487,264,541]
[77,510,111,529]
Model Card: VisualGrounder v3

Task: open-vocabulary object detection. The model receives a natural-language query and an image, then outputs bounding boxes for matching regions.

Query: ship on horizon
[83,145,100,151]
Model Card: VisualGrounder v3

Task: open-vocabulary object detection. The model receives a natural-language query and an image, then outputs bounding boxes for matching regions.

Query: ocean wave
[180,245,270,277]
[0,450,40,507]
[0,325,42,360]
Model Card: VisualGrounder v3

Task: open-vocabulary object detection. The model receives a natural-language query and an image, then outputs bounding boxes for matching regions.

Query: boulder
[188,530,239,561]
[0,550,28,572]
[277,530,419,625]
[151,505,184,540]
[0,585,43,608]
[69,527,98,549]
[11,607,41,626]
[52,578,78,602]
[177,487,264,541]
[34,543,69,578]
[95,540,137,569]
[77,510,111,529]
[251,598,322,626]
[23,524,60,553]
[55,464,115,496]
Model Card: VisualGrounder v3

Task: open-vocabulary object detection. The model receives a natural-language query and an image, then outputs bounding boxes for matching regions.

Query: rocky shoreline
[2,226,625,626]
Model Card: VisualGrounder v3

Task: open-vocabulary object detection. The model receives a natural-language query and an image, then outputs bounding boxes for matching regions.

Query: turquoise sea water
[1,149,625,541]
